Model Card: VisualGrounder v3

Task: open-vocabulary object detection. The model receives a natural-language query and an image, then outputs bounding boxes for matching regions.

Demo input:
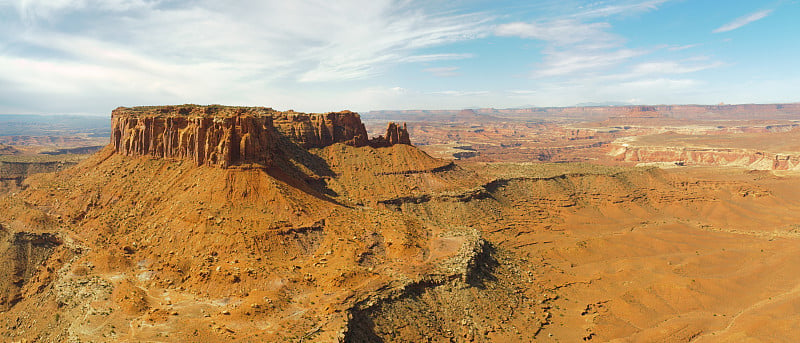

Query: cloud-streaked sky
[1,0,798,115]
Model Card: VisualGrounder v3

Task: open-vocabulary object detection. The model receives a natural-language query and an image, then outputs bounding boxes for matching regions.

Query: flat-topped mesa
[110,105,411,168]
[112,106,279,168]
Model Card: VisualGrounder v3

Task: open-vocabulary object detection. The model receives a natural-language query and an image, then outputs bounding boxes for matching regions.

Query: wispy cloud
[423,67,460,77]
[620,78,699,89]
[430,90,489,96]
[488,1,729,107]
[573,0,671,18]
[668,43,702,51]
[0,0,788,114]
[630,61,725,75]
[401,53,474,63]
[495,19,641,77]
[495,19,619,46]
[537,48,644,76]
[0,0,492,113]
[12,0,158,22]
[508,90,538,95]
[713,9,773,33]
[493,1,718,82]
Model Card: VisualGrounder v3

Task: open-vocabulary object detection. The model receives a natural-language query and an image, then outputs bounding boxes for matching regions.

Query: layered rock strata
[610,145,800,170]
[111,105,410,168]
[271,110,369,148]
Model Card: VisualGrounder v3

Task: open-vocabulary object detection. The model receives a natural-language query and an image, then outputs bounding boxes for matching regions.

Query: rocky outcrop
[368,122,412,148]
[386,122,411,146]
[0,227,63,311]
[270,110,369,148]
[111,105,410,168]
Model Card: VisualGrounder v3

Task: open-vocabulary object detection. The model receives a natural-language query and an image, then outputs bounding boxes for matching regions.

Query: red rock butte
[111,105,411,168]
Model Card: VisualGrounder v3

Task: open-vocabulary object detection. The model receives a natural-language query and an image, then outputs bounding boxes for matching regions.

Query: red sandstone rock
[369,122,412,148]
[609,144,800,170]
[270,110,369,148]
[385,122,411,146]
[112,109,277,168]
[111,105,409,168]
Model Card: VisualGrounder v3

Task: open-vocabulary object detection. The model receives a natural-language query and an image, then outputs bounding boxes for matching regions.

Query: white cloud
[508,90,538,95]
[630,61,724,75]
[423,66,460,77]
[0,0,492,113]
[11,0,157,21]
[668,43,701,51]
[713,9,773,33]
[0,0,787,114]
[492,1,723,85]
[401,53,474,63]
[495,19,619,46]
[537,48,644,76]
[496,18,646,77]
[498,76,705,107]
[486,1,729,108]
[430,90,489,96]
[620,78,699,89]
[291,2,490,82]
[573,0,670,18]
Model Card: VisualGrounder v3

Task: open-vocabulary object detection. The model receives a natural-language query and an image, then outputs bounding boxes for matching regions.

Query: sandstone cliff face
[610,145,800,170]
[270,110,368,148]
[112,111,277,168]
[111,105,410,168]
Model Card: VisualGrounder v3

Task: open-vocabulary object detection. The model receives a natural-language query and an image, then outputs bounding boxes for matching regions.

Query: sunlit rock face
[111,105,410,168]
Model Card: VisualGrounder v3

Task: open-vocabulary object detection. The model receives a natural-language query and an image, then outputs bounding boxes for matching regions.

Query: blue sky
[0,0,798,115]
